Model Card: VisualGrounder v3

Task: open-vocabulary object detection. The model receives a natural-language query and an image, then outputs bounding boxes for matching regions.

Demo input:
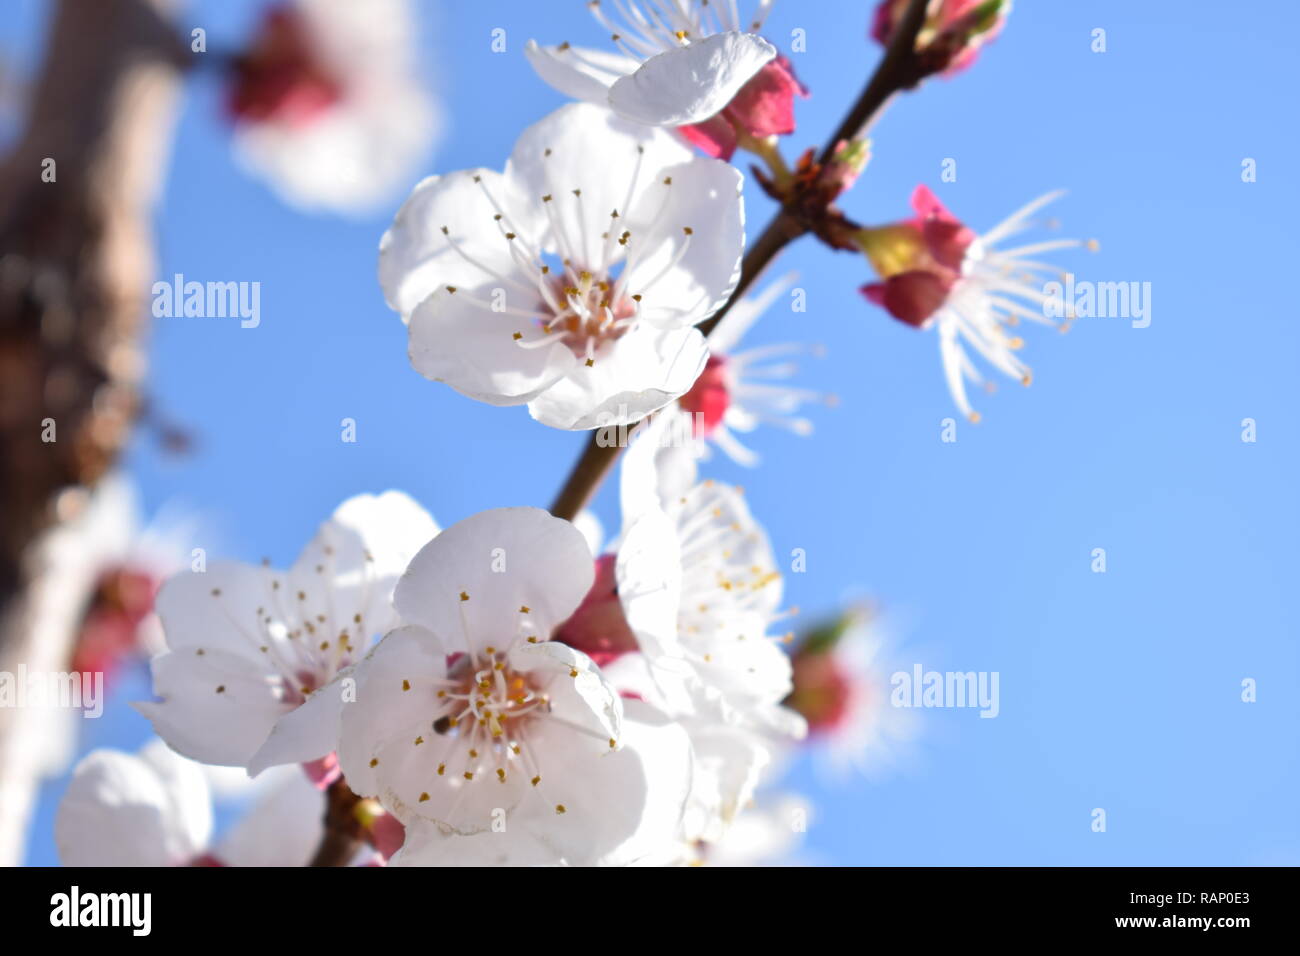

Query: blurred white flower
[335,507,693,866]
[378,102,745,430]
[702,792,810,866]
[135,492,437,775]
[787,607,918,778]
[226,0,440,215]
[56,739,323,866]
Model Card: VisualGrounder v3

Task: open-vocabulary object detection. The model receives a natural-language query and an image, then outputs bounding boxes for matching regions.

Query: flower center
[433,648,549,745]
[542,271,639,362]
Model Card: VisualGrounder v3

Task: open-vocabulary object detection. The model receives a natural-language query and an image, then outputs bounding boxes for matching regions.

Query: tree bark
[0,0,186,866]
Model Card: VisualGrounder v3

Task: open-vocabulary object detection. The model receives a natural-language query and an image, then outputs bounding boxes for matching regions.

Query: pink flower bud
[226,5,344,127]
[871,0,1011,77]
[678,55,809,160]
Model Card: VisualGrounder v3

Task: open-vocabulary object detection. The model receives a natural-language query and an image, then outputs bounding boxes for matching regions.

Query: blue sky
[8,0,1298,865]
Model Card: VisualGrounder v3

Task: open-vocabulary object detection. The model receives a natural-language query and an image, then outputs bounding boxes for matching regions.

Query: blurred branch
[548,0,931,522]
[0,0,187,865]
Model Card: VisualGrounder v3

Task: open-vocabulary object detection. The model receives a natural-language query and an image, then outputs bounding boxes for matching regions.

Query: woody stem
[548,0,931,522]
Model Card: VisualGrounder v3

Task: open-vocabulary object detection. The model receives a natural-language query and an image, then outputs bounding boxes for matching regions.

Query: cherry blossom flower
[226,0,439,215]
[378,103,745,430]
[526,2,779,128]
[786,607,916,777]
[527,3,808,161]
[135,492,438,776]
[871,0,1011,77]
[609,421,800,731]
[334,507,693,866]
[550,422,804,845]
[56,740,324,866]
[857,186,1095,421]
[673,274,828,465]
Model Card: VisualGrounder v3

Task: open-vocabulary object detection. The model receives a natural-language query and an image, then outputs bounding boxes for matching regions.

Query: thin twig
[548,0,932,521]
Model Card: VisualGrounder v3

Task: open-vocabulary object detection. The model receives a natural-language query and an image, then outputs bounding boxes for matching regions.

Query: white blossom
[378,102,745,429]
[526,1,777,127]
[135,492,437,774]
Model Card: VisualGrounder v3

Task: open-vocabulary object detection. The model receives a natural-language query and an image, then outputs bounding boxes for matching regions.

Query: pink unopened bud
[871,0,1011,77]
[551,555,639,667]
[857,185,974,326]
[677,354,732,438]
[70,566,159,687]
[861,270,954,327]
[678,55,809,160]
[226,5,344,126]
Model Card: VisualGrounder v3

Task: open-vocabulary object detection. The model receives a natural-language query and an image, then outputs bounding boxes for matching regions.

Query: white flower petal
[608,32,775,127]
[215,769,324,867]
[335,625,451,800]
[526,323,708,429]
[246,679,347,777]
[509,640,622,748]
[682,723,772,843]
[391,699,692,866]
[523,40,638,104]
[288,490,439,643]
[623,159,745,328]
[407,285,577,405]
[379,170,542,320]
[56,745,211,867]
[393,508,594,654]
[505,102,694,271]
[134,649,290,767]
[615,509,683,661]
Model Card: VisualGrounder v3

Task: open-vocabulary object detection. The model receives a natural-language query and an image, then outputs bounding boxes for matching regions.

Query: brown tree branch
[309,778,365,867]
[548,0,931,522]
[0,0,187,865]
